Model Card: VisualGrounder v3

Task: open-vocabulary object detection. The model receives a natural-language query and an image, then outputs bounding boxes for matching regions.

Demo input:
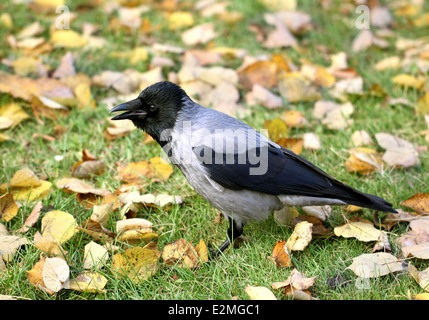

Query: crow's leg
[210,217,243,259]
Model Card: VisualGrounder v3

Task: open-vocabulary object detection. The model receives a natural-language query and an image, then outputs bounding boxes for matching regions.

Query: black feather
[196,144,397,213]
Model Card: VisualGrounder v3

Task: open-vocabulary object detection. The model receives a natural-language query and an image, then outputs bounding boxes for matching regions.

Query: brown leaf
[161,239,200,269]
[401,193,429,215]
[18,201,42,232]
[271,240,292,268]
[0,194,18,222]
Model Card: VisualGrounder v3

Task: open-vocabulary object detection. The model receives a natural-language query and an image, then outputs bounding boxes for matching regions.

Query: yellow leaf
[149,156,173,181]
[161,239,200,269]
[264,118,288,141]
[245,285,277,300]
[416,92,429,116]
[11,57,42,76]
[344,147,384,175]
[401,193,429,215]
[111,244,160,283]
[67,271,108,293]
[334,218,383,242]
[74,83,96,109]
[392,74,425,89]
[83,241,109,269]
[168,11,194,30]
[50,30,87,48]
[41,210,79,244]
[10,168,41,188]
[0,194,18,222]
[286,221,312,251]
[34,234,64,257]
[0,103,30,129]
[12,180,52,202]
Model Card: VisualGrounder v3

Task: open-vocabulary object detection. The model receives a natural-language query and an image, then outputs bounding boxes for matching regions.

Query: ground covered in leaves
[1,0,429,300]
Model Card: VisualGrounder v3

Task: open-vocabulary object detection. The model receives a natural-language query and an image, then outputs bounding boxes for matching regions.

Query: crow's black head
[110,81,187,142]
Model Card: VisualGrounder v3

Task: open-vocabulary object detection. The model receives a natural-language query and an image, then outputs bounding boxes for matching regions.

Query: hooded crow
[110,81,397,257]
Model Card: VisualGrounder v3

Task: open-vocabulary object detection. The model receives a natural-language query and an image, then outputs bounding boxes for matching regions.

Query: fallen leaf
[351,130,373,147]
[245,84,283,109]
[78,220,114,244]
[294,215,332,235]
[245,285,277,300]
[18,201,42,233]
[181,23,217,46]
[286,221,312,251]
[278,72,321,103]
[313,100,354,130]
[264,118,288,141]
[303,132,321,150]
[392,74,425,90]
[149,156,174,181]
[271,268,316,290]
[34,234,64,257]
[83,241,109,269]
[67,271,108,293]
[401,193,429,214]
[168,11,194,30]
[281,110,309,128]
[0,193,18,222]
[27,257,55,294]
[161,239,200,269]
[344,147,384,175]
[334,217,383,242]
[0,235,30,262]
[111,243,160,283]
[275,138,303,155]
[271,240,292,267]
[41,210,79,244]
[346,252,404,278]
[375,133,419,169]
[50,30,87,48]
[42,257,70,293]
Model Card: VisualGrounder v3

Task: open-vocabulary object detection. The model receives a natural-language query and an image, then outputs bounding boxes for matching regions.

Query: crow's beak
[110,98,147,120]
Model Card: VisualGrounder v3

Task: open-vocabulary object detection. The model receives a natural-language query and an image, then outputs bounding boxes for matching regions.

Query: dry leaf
[67,271,108,293]
[149,156,174,181]
[271,240,292,267]
[264,118,288,141]
[281,110,309,128]
[344,147,384,175]
[271,268,316,291]
[161,239,200,269]
[392,74,425,90]
[111,244,160,282]
[50,30,87,48]
[27,257,55,295]
[294,215,332,236]
[56,177,111,197]
[351,130,373,147]
[0,235,30,262]
[34,234,64,257]
[334,217,383,242]
[78,219,116,242]
[42,257,70,293]
[10,168,40,188]
[275,138,303,155]
[273,206,299,226]
[278,72,321,103]
[245,285,277,300]
[286,221,312,251]
[401,193,429,215]
[72,160,105,179]
[83,241,109,269]
[346,252,404,278]
[181,23,217,46]
[313,100,354,130]
[245,84,283,109]
[0,193,18,222]
[303,133,321,150]
[41,210,79,244]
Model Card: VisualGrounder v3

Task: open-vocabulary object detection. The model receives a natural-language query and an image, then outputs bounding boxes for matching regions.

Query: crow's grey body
[166,99,348,229]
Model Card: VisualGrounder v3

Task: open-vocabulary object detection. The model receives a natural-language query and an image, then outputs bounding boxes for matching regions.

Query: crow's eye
[150,105,158,112]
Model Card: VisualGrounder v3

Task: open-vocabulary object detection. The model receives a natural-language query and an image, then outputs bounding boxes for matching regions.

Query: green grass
[1,0,429,300]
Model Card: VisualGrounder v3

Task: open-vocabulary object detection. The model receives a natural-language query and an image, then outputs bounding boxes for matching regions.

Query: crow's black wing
[195,144,396,213]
